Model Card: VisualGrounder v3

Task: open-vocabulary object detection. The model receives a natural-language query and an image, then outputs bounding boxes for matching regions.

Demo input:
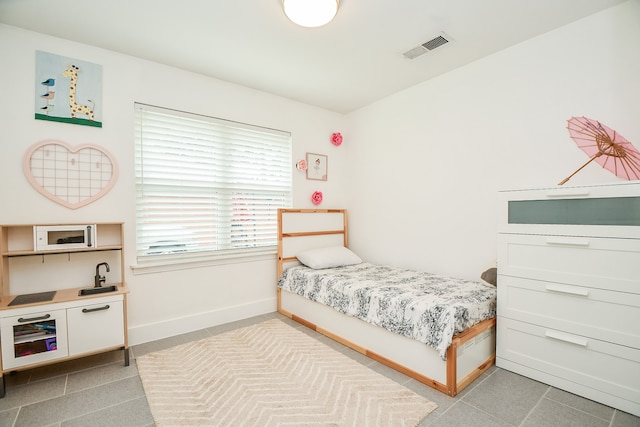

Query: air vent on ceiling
[403,32,452,60]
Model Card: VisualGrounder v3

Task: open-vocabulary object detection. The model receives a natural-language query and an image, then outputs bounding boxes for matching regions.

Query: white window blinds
[134,104,292,263]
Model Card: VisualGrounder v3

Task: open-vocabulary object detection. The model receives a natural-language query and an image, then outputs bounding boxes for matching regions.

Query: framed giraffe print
[34,51,103,128]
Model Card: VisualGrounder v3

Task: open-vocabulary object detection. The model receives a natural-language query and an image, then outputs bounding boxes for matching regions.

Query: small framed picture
[306,153,328,181]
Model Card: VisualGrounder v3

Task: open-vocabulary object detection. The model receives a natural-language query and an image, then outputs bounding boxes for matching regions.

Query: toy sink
[78,285,118,296]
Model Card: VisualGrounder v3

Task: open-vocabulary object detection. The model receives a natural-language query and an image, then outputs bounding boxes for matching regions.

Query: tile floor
[0,312,638,427]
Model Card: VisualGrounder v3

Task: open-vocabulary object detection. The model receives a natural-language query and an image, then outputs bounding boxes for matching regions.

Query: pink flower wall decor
[311,191,323,205]
[331,132,343,146]
[296,159,308,171]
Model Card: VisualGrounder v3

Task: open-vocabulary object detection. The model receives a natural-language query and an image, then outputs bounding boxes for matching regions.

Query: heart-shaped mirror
[23,140,118,209]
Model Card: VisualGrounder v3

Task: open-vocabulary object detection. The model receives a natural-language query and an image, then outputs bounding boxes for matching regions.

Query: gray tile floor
[1,312,638,427]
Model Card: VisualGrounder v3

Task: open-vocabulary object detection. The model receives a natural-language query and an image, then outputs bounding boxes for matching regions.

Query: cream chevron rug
[136,319,437,426]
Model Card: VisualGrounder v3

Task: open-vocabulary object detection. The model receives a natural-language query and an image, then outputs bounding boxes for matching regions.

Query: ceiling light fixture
[283,0,339,28]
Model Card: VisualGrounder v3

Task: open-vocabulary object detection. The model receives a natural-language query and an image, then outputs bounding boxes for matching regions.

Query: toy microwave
[34,224,96,251]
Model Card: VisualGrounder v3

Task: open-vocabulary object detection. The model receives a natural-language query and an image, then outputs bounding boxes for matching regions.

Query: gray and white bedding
[277,262,497,359]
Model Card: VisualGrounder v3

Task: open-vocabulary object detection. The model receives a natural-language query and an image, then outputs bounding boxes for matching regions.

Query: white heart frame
[23,140,119,210]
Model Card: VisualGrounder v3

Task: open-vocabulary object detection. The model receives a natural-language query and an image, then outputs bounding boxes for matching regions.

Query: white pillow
[296,246,362,269]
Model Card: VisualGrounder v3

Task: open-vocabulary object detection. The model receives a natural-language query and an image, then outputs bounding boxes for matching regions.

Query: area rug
[136,319,437,426]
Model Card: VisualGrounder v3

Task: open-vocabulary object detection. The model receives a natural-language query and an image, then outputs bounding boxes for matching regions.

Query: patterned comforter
[277,262,497,359]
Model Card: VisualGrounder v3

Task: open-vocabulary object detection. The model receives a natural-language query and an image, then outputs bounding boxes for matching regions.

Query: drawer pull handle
[18,314,51,323]
[546,190,590,198]
[545,238,590,247]
[545,285,589,297]
[545,330,588,347]
[82,304,110,313]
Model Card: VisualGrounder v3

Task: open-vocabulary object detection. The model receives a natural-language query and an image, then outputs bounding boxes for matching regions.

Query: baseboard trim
[127,297,277,345]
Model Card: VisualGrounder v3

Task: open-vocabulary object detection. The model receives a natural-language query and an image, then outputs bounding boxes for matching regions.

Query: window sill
[130,249,277,275]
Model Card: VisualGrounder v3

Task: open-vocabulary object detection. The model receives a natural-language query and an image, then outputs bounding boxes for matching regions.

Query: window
[134,104,292,265]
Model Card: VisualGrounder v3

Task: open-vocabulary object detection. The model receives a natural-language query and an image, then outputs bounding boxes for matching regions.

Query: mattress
[278,262,497,359]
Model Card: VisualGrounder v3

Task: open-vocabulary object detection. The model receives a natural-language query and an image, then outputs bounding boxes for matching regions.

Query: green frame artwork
[35,51,103,128]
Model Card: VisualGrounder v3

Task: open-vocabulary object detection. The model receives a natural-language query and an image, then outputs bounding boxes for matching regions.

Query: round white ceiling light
[283,0,339,28]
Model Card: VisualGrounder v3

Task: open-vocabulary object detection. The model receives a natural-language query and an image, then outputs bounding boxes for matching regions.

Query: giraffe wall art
[34,51,103,128]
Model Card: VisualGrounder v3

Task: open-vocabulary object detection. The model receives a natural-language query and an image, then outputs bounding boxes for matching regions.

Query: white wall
[0,24,349,344]
[2,1,638,344]
[345,1,640,280]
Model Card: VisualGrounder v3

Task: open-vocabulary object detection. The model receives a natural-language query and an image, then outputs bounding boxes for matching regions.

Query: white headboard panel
[277,209,347,278]
[281,210,345,234]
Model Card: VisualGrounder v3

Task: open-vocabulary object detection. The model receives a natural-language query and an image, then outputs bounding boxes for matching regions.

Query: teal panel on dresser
[508,197,640,226]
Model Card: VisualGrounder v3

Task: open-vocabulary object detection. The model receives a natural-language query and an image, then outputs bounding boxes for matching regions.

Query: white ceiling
[0,0,628,113]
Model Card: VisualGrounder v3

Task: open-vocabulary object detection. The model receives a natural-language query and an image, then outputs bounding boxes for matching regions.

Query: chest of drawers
[496,182,640,417]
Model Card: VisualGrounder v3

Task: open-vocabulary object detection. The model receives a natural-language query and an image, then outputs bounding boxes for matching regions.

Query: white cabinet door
[0,308,68,369]
[67,299,124,356]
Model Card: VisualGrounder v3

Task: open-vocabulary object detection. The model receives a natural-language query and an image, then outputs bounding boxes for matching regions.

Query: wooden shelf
[2,245,122,258]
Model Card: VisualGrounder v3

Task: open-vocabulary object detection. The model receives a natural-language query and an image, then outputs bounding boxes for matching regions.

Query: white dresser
[496,182,640,417]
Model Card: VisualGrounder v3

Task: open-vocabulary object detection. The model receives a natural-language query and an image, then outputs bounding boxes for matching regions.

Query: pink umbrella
[559,116,640,185]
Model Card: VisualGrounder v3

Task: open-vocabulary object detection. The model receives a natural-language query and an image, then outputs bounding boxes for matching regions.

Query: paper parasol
[559,116,640,185]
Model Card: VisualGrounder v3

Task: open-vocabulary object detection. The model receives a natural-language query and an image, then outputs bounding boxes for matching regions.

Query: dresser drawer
[498,276,640,348]
[497,233,640,294]
[497,318,640,406]
[499,183,640,239]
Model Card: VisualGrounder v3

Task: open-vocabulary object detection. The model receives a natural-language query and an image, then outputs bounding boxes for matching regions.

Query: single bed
[276,208,497,397]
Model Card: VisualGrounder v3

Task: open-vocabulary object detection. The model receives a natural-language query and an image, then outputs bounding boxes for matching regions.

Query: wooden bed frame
[276,208,496,397]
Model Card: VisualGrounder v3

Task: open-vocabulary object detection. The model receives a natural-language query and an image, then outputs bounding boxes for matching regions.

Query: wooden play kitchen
[0,223,129,397]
